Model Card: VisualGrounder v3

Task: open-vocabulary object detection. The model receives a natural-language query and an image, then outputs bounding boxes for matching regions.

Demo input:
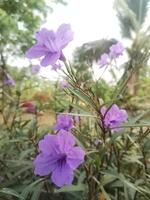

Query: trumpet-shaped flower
[54,114,74,131]
[109,42,124,59]
[34,130,85,187]
[26,24,73,67]
[101,104,128,132]
[98,53,109,67]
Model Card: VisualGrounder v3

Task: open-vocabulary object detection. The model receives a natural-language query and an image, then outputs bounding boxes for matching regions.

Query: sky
[38,0,123,81]
[45,0,121,58]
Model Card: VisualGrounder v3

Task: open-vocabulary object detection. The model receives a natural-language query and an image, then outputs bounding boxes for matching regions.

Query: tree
[74,39,117,65]
[72,39,116,86]
[72,0,150,96]
[114,0,150,95]
[0,0,67,65]
[0,0,67,90]
[0,0,67,119]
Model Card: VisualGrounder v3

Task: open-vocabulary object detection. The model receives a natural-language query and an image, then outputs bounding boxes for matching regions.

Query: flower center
[110,120,117,124]
[58,154,67,168]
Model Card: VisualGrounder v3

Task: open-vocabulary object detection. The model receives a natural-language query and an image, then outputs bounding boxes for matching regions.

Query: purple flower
[101,104,128,132]
[60,80,70,89]
[51,63,62,71]
[34,130,85,187]
[31,65,41,74]
[109,42,124,59]
[98,53,109,67]
[54,114,74,131]
[26,24,73,67]
[4,74,15,86]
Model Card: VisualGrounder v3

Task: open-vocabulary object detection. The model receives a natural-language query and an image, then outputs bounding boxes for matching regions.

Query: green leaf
[21,178,45,199]
[12,165,33,178]
[124,184,136,200]
[123,155,144,167]
[54,184,87,193]
[19,148,34,160]
[78,172,86,184]
[129,109,150,123]
[69,88,96,109]
[0,188,24,200]
[31,182,43,200]
[112,122,150,129]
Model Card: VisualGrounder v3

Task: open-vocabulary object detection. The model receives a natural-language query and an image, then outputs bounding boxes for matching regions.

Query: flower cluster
[31,24,128,190]
[26,24,73,71]
[101,104,128,132]
[98,42,124,67]
[34,114,85,187]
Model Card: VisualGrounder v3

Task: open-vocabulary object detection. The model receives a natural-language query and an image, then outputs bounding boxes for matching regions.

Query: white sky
[38,0,123,81]
[45,0,121,57]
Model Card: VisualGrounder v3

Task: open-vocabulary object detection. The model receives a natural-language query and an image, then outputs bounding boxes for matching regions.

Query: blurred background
[1,0,150,115]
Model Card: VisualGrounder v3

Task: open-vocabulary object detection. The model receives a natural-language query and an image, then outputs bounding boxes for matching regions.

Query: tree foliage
[114,0,150,38]
[114,0,150,95]
[0,0,66,60]
[74,39,116,65]
[0,0,46,57]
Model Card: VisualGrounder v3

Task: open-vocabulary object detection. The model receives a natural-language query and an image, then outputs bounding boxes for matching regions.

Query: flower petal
[54,114,74,131]
[57,130,76,153]
[44,31,58,52]
[34,153,58,176]
[56,24,73,49]
[36,28,51,44]
[39,134,58,155]
[51,164,73,187]
[26,44,48,59]
[40,52,60,66]
[67,147,85,169]
[119,109,128,122]
[51,63,61,71]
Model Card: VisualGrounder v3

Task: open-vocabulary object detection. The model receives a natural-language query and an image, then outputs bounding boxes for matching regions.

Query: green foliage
[1,61,150,200]
[74,39,116,64]
[113,0,150,96]
[0,0,47,57]
[114,0,150,38]
[0,0,67,59]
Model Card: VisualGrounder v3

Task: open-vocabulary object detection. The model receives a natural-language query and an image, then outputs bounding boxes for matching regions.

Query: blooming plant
[54,114,74,131]
[26,24,73,68]
[101,104,128,132]
[0,23,150,200]
[34,130,85,187]
[99,42,124,67]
